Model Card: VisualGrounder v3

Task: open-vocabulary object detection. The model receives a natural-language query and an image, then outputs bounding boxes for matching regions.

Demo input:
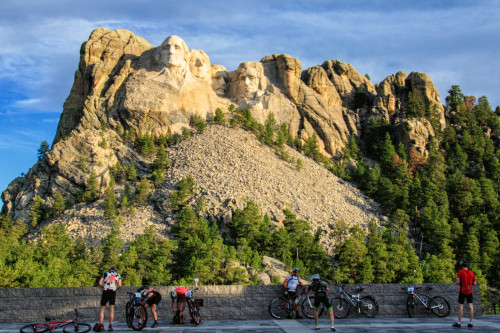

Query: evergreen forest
[0,85,499,296]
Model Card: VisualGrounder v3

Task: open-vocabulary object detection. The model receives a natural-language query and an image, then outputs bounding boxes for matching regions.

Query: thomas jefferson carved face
[159,35,189,69]
[190,50,210,80]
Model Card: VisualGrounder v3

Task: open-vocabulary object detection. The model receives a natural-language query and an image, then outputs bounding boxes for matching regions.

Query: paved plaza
[4,316,500,333]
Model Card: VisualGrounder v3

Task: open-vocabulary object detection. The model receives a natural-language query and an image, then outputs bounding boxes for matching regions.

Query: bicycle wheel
[188,300,201,325]
[20,323,50,333]
[130,303,148,331]
[359,295,379,318]
[429,296,450,317]
[301,296,325,319]
[268,297,291,319]
[331,297,350,319]
[125,301,133,327]
[406,295,416,318]
[63,323,91,333]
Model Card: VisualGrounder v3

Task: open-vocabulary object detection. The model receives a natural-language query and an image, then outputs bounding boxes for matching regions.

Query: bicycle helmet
[170,290,178,299]
[460,259,469,267]
[312,274,320,280]
[292,267,299,273]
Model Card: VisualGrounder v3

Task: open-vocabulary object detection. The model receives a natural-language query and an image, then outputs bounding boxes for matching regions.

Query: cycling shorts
[458,292,473,304]
[146,293,162,306]
[100,290,117,306]
[313,293,332,310]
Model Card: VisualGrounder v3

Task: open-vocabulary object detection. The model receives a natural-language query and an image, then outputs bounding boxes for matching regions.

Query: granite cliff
[2,28,447,250]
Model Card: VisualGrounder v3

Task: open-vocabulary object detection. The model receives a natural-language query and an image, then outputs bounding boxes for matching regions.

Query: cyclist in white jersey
[283,267,304,319]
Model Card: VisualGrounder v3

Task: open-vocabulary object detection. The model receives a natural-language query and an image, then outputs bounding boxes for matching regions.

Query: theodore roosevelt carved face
[211,64,227,97]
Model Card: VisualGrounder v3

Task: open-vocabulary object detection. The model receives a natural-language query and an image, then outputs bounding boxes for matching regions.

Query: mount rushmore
[2,28,446,245]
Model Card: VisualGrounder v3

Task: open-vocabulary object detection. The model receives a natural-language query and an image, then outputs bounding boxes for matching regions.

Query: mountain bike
[330,285,378,319]
[403,286,450,317]
[186,288,201,325]
[125,292,148,331]
[20,309,91,333]
[269,289,324,319]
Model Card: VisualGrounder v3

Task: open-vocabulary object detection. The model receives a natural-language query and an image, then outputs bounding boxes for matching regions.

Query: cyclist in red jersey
[452,259,476,328]
[170,287,190,324]
[98,266,121,332]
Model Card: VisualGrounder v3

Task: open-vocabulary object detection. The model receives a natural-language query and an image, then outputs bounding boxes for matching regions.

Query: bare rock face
[55,28,153,142]
[394,118,436,157]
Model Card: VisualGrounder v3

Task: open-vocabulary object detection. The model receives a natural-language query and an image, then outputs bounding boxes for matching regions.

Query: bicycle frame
[406,287,431,308]
[338,287,361,309]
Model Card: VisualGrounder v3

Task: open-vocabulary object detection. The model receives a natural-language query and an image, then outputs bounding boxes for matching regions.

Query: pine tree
[30,195,44,227]
[83,171,100,203]
[263,112,277,146]
[37,141,49,160]
[103,186,117,219]
[135,178,151,206]
[52,193,66,217]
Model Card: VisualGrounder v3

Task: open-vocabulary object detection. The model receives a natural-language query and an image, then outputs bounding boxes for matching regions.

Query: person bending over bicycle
[170,287,191,324]
[307,274,335,331]
[283,267,304,319]
[137,286,162,328]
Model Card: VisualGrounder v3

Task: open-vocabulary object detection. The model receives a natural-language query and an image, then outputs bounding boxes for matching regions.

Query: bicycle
[330,285,378,318]
[269,289,324,319]
[403,286,450,317]
[125,292,148,331]
[20,309,91,333]
[186,288,201,325]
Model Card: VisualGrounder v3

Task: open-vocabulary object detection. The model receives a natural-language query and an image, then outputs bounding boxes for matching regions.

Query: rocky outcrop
[2,28,448,253]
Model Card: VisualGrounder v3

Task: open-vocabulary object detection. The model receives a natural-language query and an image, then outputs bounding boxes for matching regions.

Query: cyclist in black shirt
[307,274,335,331]
[137,286,162,328]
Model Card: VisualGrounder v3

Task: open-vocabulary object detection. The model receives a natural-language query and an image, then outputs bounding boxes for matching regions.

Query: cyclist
[283,267,304,319]
[137,286,162,328]
[170,286,191,324]
[307,274,335,331]
[453,259,476,328]
[98,266,121,332]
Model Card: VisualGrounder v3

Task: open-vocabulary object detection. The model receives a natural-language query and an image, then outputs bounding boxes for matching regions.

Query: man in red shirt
[453,259,476,328]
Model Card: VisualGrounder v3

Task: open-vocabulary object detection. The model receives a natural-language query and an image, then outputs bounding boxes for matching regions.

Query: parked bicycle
[20,309,91,333]
[403,286,450,317]
[269,288,324,319]
[330,285,378,318]
[125,292,148,331]
[186,288,201,325]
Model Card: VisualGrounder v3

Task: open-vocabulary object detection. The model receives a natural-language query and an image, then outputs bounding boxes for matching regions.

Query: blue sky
[1,0,499,193]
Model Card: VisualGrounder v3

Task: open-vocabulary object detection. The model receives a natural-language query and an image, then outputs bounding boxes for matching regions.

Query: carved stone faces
[211,64,227,97]
[159,35,189,69]
[190,49,211,80]
[237,62,263,99]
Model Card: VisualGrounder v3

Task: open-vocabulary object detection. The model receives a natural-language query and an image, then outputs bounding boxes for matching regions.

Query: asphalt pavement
[5,316,500,333]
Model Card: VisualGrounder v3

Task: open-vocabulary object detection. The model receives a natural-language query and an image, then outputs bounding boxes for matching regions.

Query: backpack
[93,323,101,332]
[312,281,327,296]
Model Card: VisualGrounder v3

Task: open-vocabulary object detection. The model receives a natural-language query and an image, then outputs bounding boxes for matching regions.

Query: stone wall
[0,284,480,323]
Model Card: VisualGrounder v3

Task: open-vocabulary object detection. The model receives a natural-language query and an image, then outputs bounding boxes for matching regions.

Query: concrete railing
[0,284,480,323]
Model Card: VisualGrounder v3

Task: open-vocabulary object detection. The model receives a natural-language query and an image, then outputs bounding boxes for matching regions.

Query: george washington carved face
[159,35,189,69]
